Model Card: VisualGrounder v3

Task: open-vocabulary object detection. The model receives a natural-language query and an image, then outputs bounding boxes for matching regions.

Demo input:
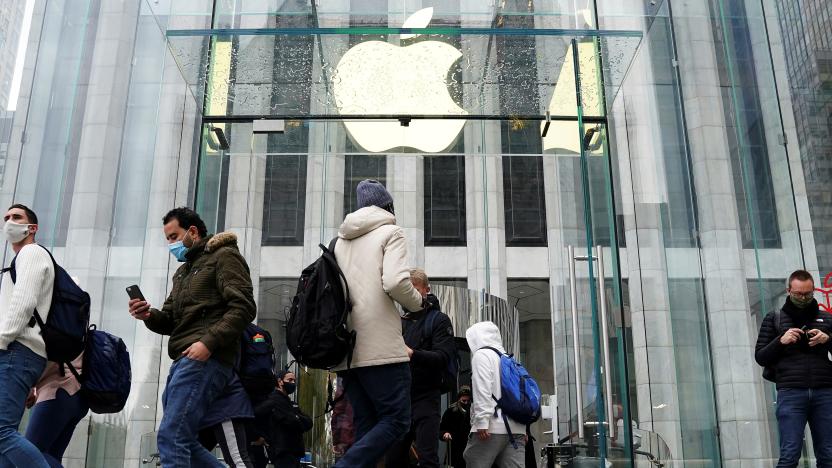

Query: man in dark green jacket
[128,207,256,468]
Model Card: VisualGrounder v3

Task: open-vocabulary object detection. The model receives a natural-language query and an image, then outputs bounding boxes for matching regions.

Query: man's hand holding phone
[781,328,804,345]
[128,299,151,320]
[127,285,151,320]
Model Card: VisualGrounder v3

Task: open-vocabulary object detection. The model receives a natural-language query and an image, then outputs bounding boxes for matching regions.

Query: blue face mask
[168,240,189,262]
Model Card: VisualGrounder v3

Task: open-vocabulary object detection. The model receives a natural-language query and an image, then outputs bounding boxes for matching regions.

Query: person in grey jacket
[332,180,424,468]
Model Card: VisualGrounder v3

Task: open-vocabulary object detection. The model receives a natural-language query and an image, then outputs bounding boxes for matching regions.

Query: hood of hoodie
[338,206,395,240]
[466,321,505,354]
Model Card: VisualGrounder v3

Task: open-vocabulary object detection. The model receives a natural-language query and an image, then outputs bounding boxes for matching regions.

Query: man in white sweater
[464,321,526,468]
[0,204,54,468]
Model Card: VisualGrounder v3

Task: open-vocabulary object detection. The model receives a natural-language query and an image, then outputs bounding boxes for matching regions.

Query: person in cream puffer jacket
[332,179,424,468]
[464,321,526,468]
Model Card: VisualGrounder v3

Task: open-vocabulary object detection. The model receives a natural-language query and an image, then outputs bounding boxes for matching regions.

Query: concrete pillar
[673,2,776,464]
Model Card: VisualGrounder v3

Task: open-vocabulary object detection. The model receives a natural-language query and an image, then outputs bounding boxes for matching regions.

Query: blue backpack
[239,323,277,397]
[68,326,132,414]
[5,245,90,363]
[483,346,542,446]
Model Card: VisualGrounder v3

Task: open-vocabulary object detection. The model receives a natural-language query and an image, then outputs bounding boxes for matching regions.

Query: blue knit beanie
[356,179,394,210]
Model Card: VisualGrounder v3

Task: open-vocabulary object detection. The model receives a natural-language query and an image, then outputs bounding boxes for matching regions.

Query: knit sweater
[0,244,54,357]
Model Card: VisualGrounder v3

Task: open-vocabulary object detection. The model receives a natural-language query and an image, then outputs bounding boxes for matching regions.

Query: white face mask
[3,221,31,244]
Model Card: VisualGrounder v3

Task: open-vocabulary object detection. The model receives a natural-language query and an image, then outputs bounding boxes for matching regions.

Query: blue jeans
[335,363,411,468]
[25,388,89,468]
[0,342,49,468]
[777,387,832,467]
[158,357,231,468]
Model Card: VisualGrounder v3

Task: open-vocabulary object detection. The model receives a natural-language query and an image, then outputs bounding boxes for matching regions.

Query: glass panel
[163,29,641,118]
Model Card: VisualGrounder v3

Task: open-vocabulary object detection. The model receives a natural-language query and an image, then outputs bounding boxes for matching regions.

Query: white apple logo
[332,8,467,153]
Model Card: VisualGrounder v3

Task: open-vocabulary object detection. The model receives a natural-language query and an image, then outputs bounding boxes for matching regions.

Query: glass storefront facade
[0,0,829,466]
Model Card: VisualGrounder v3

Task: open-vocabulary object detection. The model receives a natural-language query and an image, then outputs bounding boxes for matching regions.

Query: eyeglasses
[790,291,815,300]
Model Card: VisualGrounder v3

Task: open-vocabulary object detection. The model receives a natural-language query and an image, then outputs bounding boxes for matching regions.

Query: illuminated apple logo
[332,8,467,153]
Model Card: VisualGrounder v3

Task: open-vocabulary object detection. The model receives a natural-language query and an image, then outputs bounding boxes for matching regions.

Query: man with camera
[756,269,832,467]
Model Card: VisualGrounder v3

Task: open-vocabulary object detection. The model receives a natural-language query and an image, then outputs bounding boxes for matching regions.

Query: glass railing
[542,427,672,467]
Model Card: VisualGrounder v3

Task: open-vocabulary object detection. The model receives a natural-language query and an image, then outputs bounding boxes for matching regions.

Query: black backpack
[763,310,782,382]
[4,245,90,363]
[286,238,355,370]
[239,323,277,397]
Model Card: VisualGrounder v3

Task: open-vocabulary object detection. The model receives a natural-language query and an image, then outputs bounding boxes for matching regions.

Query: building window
[262,154,307,246]
[344,151,387,216]
[425,156,466,245]
[503,154,548,246]
[502,123,547,246]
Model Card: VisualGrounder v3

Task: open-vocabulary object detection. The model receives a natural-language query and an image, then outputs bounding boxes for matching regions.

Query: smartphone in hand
[126,285,146,302]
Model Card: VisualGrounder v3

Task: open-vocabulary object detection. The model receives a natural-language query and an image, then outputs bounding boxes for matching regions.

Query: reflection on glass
[425,156,466,246]
[263,154,307,246]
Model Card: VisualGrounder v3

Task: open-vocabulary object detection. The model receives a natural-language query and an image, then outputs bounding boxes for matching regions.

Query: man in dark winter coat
[254,370,313,468]
[440,386,472,468]
[755,269,832,467]
[129,207,256,467]
[385,269,456,468]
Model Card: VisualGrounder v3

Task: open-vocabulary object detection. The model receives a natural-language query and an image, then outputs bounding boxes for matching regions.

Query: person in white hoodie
[332,179,425,468]
[0,204,54,468]
[464,321,526,468]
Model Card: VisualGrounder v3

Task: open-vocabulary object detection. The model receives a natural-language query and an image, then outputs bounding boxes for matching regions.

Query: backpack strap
[482,346,521,449]
[2,246,55,329]
[491,394,520,449]
[774,309,782,334]
[321,237,356,369]
[322,374,346,417]
[482,346,504,357]
[419,308,440,346]
[29,245,59,331]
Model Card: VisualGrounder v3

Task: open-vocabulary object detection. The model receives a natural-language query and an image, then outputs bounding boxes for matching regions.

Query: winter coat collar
[206,231,238,253]
[338,206,396,240]
[183,232,238,261]
[782,296,820,319]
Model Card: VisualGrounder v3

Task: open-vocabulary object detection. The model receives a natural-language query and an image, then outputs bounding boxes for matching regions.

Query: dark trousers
[776,387,832,467]
[25,389,89,468]
[249,444,269,468]
[199,419,254,468]
[385,394,441,468]
[335,363,412,468]
[271,452,301,468]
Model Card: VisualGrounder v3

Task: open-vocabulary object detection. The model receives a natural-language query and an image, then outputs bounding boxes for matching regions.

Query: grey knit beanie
[356,179,394,210]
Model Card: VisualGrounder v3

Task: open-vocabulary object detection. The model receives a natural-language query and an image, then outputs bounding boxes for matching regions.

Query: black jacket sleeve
[439,408,452,435]
[411,314,455,367]
[272,397,314,433]
[755,311,785,367]
[254,395,277,419]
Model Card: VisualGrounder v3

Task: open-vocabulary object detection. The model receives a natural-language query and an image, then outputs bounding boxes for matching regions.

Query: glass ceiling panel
[157,1,632,29]
[166,27,641,119]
